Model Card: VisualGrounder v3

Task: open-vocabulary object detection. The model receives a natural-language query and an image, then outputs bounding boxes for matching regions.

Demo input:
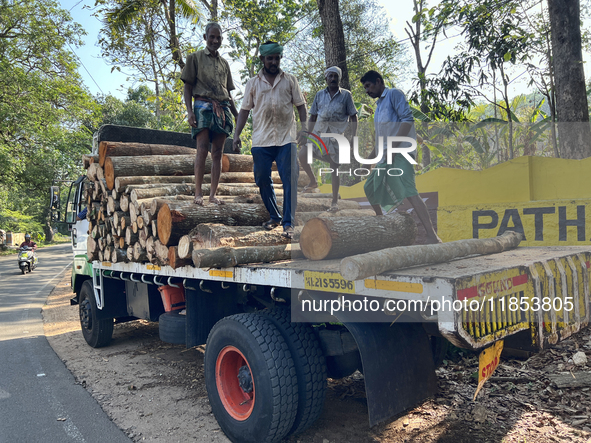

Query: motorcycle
[18,246,38,274]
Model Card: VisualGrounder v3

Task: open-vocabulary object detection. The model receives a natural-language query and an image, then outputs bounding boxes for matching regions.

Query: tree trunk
[548,0,591,158]
[83,154,99,169]
[221,154,258,172]
[130,184,194,202]
[294,209,375,225]
[104,155,213,190]
[192,244,302,268]
[168,246,193,269]
[300,213,417,260]
[115,175,197,193]
[99,141,196,167]
[157,202,272,245]
[317,0,350,91]
[111,248,128,263]
[340,231,522,281]
[133,242,149,262]
[153,240,169,265]
[186,223,297,250]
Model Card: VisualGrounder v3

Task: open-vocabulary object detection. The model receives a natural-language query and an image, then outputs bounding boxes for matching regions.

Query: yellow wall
[321,156,591,245]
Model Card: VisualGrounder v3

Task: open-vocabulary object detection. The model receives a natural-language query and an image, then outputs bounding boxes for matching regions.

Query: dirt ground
[42,274,591,443]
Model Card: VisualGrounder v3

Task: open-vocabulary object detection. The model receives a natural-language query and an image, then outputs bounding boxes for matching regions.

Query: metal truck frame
[60,125,591,443]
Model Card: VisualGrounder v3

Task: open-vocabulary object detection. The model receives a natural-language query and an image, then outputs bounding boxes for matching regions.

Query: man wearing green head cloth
[234,41,308,239]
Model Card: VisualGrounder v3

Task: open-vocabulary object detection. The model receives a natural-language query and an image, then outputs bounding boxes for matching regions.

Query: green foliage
[0,0,96,235]
[221,0,316,82]
[286,0,409,106]
[0,209,44,237]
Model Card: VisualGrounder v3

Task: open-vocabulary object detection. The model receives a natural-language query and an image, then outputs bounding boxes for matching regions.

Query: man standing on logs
[233,41,307,239]
[360,70,441,244]
[298,66,358,211]
[181,23,238,206]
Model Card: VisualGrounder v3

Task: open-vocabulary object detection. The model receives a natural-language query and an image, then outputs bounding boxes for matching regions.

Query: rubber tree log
[294,209,375,225]
[221,154,254,172]
[83,154,99,169]
[133,242,148,262]
[300,213,417,260]
[182,223,296,252]
[99,141,196,167]
[192,244,302,268]
[340,231,523,281]
[115,175,196,193]
[130,183,194,202]
[111,248,128,263]
[157,202,271,245]
[104,154,213,190]
[168,246,193,269]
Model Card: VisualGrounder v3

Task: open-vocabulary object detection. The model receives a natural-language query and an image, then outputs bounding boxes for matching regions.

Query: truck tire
[158,311,186,345]
[205,313,298,443]
[256,307,327,435]
[79,280,114,348]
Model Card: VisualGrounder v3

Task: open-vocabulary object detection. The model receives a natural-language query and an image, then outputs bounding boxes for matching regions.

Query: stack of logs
[83,141,374,269]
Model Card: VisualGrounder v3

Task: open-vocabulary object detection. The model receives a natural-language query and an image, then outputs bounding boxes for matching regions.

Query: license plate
[474,340,504,399]
[304,271,355,294]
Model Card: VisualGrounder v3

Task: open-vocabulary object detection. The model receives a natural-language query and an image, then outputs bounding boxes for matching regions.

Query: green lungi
[364,154,418,213]
[192,99,234,140]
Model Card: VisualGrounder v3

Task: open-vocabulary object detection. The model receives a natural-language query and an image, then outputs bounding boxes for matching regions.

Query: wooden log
[139,226,150,248]
[96,165,104,181]
[299,193,339,199]
[107,196,120,215]
[294,209,375,225]
[202,171,273,184]
[112,211,126,228]
[112,248,127,263]
[87,163,99,181]
[192,244,301,268]
[300,213,417,261]
[168,246,193,269]
[87,236,98,260]
[104,154,213,190]
[153,240,169,265]
[99,141,196,167]
[187,223,296,250]
[118,236,125,249]
[82,154,99,169]
[126,246,134,262]
[130,183,194,202]
[131,221,138,234]
[146,237,155,262]
[125,227,139,245]
[137,214,144,230]
[115,175,197,193]
[120,194,130,212]
[133,243,148,262]
[221,154,254,172]
[340,231,523,281]
[151,220,157,240]
[157,203,271,245]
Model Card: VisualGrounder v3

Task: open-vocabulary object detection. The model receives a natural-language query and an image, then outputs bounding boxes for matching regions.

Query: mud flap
[340,321,438,426]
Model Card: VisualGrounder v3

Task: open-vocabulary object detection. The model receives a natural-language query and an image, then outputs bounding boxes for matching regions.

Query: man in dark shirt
[19,234,37,250]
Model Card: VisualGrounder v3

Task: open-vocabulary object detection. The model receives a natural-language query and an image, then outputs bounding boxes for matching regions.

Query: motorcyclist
[19,234,38,251]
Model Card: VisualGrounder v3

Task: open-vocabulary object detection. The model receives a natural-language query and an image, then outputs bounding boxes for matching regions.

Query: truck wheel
[205,313,298,443]
[158,311,186,345]
[79,280,114,348]
[256,307,327,435]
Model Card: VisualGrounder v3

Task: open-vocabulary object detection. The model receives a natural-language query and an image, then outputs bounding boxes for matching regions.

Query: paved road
[0,244,130,443]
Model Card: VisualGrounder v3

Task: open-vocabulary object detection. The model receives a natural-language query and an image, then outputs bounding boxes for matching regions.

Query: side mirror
[66,211,75,224]
[50,186,60,210]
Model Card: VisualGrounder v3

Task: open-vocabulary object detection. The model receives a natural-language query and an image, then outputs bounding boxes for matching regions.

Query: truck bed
[93,246,591,350]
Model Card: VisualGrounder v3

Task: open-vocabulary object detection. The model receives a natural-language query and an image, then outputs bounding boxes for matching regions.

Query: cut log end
[299,218,333,260]
[104,157,115,190]
[156,204,173,245]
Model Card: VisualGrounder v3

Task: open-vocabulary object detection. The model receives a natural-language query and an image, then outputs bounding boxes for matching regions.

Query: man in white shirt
[233,41,307,239]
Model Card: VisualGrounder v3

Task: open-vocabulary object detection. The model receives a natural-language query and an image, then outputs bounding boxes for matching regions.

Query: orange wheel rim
[215,346,255,420]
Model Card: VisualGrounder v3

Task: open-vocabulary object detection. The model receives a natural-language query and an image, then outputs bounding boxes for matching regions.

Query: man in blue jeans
[233,41,307,238]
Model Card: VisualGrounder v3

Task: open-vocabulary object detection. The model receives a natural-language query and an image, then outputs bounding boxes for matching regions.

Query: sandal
[282,225,294,239]
[301,183,318,194]
[262,219,281,230]
[326,203,339,213]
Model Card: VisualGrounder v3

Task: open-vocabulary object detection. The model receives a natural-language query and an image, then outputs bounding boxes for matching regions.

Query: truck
[60,125,591,443]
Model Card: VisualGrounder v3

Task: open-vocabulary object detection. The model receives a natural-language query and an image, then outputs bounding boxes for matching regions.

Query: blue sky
[62,0,576,101]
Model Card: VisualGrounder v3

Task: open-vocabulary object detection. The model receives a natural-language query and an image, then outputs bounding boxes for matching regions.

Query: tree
[221,0,314,82]
[0,0,95,241]
[317,0,350,90]
[405,0,453,166]
[547,0,591,159]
